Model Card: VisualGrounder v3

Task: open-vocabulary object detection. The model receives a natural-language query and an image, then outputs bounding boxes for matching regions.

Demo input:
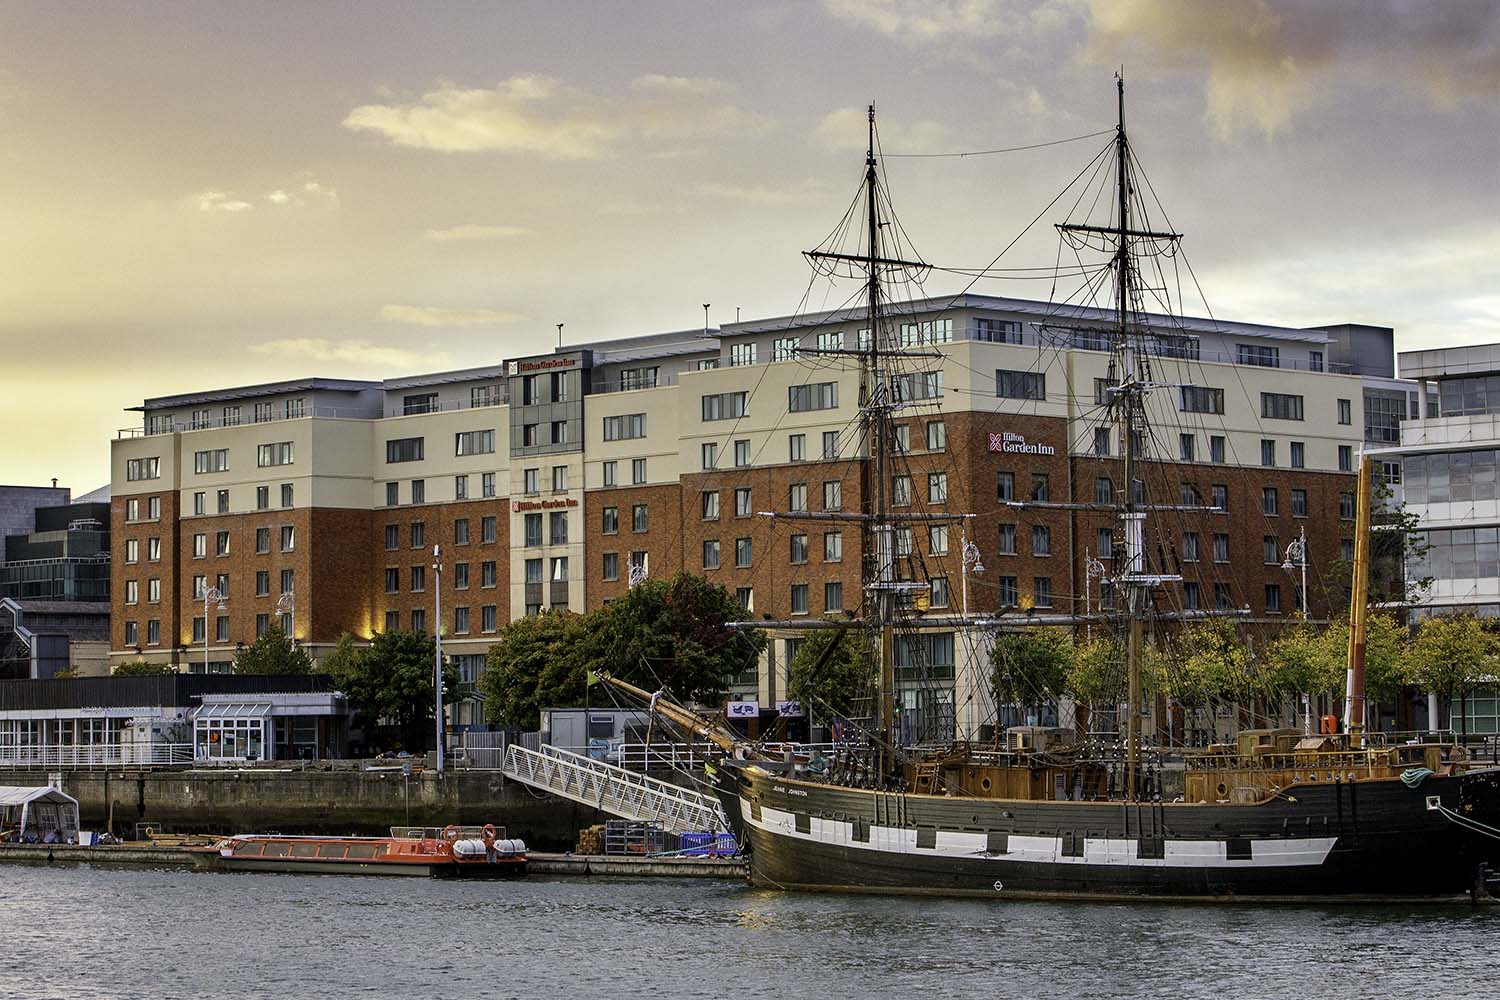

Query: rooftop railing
[117,405,382,438]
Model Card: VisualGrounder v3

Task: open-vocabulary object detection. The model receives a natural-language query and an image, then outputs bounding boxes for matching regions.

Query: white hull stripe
[746,799,1338,869]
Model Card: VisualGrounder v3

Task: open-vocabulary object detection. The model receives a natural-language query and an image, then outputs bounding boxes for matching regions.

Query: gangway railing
[501,743,728,834]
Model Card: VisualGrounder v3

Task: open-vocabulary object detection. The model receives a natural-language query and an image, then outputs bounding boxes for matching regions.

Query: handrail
[0,743,196,768]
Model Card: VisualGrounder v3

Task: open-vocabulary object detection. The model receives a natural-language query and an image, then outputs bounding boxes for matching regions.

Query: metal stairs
[501,743,728,834]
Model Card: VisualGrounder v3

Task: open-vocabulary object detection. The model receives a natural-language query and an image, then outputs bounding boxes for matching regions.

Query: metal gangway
[501,743,728,834]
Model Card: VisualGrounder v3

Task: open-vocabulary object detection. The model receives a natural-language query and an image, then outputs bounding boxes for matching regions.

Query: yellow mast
[1344,454,1373,743]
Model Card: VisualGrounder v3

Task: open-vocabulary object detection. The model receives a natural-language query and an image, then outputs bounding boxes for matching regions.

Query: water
[2,864,1495,1000]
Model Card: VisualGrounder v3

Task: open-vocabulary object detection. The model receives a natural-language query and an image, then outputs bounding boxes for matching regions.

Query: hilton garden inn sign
[987,431,1055,456]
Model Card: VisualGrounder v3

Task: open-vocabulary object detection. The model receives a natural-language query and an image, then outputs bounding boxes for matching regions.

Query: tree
[1067,635,1127,722]
[1402,615,1496,733]
[317,632,365,685]
[338,629,459,752]
[112,660,174,676]
[480,610,588,730]
[1329,477,1432,614]
[1263,623,1345,705]
[787,627,875,723]
[232,625,312,675]
[990,628,1072,724]
[571,573,766,705]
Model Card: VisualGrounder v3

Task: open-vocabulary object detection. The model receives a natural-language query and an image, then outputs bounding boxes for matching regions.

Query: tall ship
[610,79,1500,901]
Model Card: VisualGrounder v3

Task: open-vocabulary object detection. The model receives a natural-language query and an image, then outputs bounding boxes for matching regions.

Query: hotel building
[109,296,1413,734]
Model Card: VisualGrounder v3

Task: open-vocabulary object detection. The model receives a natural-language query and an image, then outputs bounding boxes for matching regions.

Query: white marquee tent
[0,785,80,843]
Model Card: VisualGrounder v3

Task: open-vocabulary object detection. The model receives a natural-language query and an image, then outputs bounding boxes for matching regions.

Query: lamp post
[1084,550,1107,637]
[275,590,295,640]
[959,526,984,623]
[203,586,226,674]
[432,544,444,774]
[1281,526,1308,619]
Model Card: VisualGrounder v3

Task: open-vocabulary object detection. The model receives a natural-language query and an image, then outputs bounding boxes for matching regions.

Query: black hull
[715,764,1500,902]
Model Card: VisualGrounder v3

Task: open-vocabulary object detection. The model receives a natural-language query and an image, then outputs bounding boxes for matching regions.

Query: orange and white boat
[189,824,527,878]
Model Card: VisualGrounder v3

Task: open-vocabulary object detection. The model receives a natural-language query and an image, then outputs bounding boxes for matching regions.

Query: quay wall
[11,768,605,850]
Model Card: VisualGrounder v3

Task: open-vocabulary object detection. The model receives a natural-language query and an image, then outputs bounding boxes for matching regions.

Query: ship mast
[1344,454,1373,743]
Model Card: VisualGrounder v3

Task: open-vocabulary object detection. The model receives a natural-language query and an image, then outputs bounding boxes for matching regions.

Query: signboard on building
[726,701,759,719]
[518,357,577,373]
[775,700,804,718]
[512,498,578,511]
[987,431,1055,456]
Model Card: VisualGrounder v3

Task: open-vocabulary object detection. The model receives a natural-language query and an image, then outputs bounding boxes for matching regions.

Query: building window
[455,562,469,589]
[411,565,426,593]
[384,610,400,632]
[825,581,844,612]
[482,472,496,498]
[410,522,425,549]
[729,343,758,367]
[734,487,752,518]
[192,617,205,643]
[148,496,160,520]
[701,392,748,421]
[1213,533,1229,563]
[1339,491,1355,519]
[602,506,619,534]
[194,449,229,474]
[215,531,230,556]
[454,607,470,634]
[1264,535,1280,565]
[821,530,844,561]
[1261,439,1276,467]
[823,431,840,459]
[1179,385,1225,414]
[703,540,721,570]
[482,606,498,633]
[790,534,809,564]
[632,458,647,485]
[1183,532,1199,562]
[790,583,809,614]
[926,421,946,451]
[998,576,1019,606]
[126,498,139,521]
[455,429,496,455]
[255,527,270,554]
[893,425,910,454]
[823,480,842,510]
[1097,528,1113,559]
[1210,436,1226,464]
[126,457,161,481]
[223,406,241,426]
[280,483,294,508]
[1184,581,1200,610]
[411,609,426,633]
[257,442,295,467]
[1093,427,1112,457]
[522,424,538,447]
[998,523,1016,555]
[789,434,806,462]
[1338,398,1352,425]
[1211,483,1228,510]
[1237,343,1280,368]
[1338,446,1353,472]
[411,480,425,504]
[125,539,139,564]
[997,472,1015,502]
[734,440,750,467]
[193,533,207,559]
[892,475,911,506]
[928,576,950,608]
[788,382,838,412]
[385,568,400,594]
[603,552,620,581]
[280,525,295,551]
[482,561,497,588]
[632,505,648,532]
[602,414,646,441]
[701,491,720,520]
[1265,583,1282,614]
[1033,577,1052,608]
[523,468,539,495]
[147,537,161,561]
[482,516,497,543]
[551,421,568,445]
[736,538,752,568]
[1032,525,1051,556]
[1095,477,1113,504]
[455,518,470,545]
[385,482,399,506]
[928,472,948,503]
[995,369,1045,400]
[928,524,948,556]
[1291,489,1307,517]
[1215,583,1232,610]
[1179,434,1195,462]
[125,580,138,605]
[1262,392,1304,421]
[701,442,718,470]
[253,402,273,423]
[895,527,913,557]
[217,489,230,514]
[1262,487,1278,516]
[789,483,808,512]
[524,513,542,546]
[552,465,568,492]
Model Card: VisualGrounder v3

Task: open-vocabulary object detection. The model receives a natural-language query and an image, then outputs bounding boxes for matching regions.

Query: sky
[4,0,1500,492]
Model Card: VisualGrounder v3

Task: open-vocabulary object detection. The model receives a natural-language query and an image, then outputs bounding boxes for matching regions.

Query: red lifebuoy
[442,824,459,842]
[482,824,496,844]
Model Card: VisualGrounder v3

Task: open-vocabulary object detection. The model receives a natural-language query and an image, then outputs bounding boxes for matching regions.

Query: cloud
[696,179,829,206]
[821,0,1079,43]
[1082,0,1500,138]
[597,200,662,216]
[421,224,533,241]
[343,72,765,158]
[197,190,254,213]
[816,106,951,153]
[249,338,443,369]
[379,304,526,327]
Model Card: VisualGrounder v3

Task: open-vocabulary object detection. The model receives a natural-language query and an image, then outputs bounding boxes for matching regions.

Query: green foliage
[336,629,459,752]
[232,625,313,675]
[1158,619,1251,708]
[990,628,1072,712]
[787,628,875,723]
[1262,623,1345,699]
[480,573,767,729]
[1067,636,1127,707]
[479,610,588,730]
[317,632,364,684]
[1329,477,1432,613]
[112,660,174,676]
[1402,615,1497,701]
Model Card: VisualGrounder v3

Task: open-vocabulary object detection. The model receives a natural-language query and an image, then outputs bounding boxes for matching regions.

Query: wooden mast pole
[1344,454,1373,743]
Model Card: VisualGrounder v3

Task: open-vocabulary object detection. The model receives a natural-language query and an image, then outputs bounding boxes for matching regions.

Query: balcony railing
[385,394,508,418]
[0,743,196,769]
[118,406,381,438]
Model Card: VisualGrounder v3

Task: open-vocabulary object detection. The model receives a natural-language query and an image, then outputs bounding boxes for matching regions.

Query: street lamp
[203,586,226,674]
[1084,550,1107,636]
[1281,526,1308,618]
[432,544,445,775]
[275,590,295,640]
[959,524,984,622]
